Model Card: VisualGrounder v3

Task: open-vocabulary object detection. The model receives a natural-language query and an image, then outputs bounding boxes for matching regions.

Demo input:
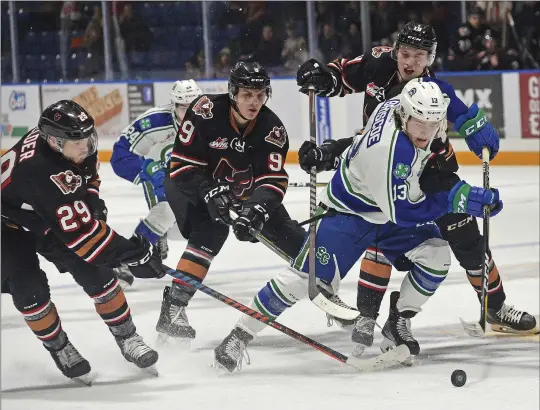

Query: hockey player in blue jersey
[111,80,202,287]
[213,79,503,372]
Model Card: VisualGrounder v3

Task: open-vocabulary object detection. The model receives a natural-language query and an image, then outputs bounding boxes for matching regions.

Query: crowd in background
[1,1,539,82]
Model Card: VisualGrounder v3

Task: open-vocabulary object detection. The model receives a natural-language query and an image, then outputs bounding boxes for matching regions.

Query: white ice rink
[2,164,539,410]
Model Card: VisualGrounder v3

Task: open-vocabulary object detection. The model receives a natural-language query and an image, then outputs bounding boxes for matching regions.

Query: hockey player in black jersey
[1,100,168,383]
[296,22,536,341]
[155,62,305,345]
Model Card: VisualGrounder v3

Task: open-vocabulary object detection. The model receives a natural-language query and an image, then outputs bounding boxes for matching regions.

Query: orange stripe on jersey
[360,259,392,279]
[467,265,500,287]
[75,220,108,259]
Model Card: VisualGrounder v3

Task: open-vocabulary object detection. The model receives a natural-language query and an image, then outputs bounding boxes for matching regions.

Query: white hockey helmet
[398,79,449,147]
[170,79,202,106]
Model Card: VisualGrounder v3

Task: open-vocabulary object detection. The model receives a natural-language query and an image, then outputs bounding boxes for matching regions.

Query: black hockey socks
[356,248,392,318]
[466,258,506,310]
[91,278,135,338]
[21,299,67,351]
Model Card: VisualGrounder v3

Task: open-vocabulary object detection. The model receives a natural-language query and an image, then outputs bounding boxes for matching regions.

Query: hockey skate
[114,265,135,290]
[487,303,538,334]
[213,327,253,373]
[115,332,159,375]
[319,287,358,331]
[351,316,377,358]
[155,286,196,346]
[380,291,418,358]
[156,233,169,260]
[46,340,92,385]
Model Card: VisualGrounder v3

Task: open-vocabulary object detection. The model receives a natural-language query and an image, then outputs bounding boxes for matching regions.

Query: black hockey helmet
[228,61,271,101]
[38,100,98,155]
[392,22,437,65]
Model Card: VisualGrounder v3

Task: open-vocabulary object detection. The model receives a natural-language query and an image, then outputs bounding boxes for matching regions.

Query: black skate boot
[115,332,158,374]
[351,315,377,357]
[380,291,419,356]
[155,286,196,343]
[487,303,538,334]
[114,265,135,290]
[214,327,253,372]
[156,234,168,260]
[46,340,92,385]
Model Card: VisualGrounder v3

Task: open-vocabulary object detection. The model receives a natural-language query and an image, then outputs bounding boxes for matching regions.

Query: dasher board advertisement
[41,83,129,141]
[1,85,41,139]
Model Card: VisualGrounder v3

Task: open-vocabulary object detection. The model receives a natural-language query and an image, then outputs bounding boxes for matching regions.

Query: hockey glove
[118,234,168,278]
[420,139,460,193]
[85,195,108,222]
[298,140,341,173]
[139,159,166,189]
[297,59,337,96]
[233,203,269,242]
[448,180,503,218]
[454,103,499,160]
[200,181,240,225]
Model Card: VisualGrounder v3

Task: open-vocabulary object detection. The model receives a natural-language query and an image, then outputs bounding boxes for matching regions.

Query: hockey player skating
[111,80,202,288]
[155,62,306,344]
[213,79,503,372]
[1,101,167,384]
[296,21,536,335]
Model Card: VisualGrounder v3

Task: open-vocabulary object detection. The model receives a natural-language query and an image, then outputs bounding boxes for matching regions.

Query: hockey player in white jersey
[111,80,202,287]
[213,79,503,372]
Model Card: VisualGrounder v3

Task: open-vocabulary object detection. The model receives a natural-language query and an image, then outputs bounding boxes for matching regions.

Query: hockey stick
[507,11,540,69]
[289,182,328,188]
[304,90,360,321]
[166,268,410,371]
[229,207,360,320]
[461,146,491,337]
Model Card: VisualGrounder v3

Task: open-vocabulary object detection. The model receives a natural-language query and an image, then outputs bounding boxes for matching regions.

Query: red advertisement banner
[520,73,540,138]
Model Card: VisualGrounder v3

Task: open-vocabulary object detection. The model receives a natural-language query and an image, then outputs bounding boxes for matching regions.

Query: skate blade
[489,324,540,337]
[72,373,93,386]
[156,332,193,348]
[212,359,235,374]
[143,365,159,377]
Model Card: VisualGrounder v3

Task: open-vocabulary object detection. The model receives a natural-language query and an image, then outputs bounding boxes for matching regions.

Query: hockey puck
[451,369,467,387]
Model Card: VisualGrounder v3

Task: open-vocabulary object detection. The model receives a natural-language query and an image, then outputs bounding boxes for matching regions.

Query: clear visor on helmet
[50,130,98,162]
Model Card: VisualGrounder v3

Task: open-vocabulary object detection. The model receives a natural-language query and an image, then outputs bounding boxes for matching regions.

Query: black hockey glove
[200,181,240,225]
[118,234,168,278]
[86,195,108,222]
[420,139,461,193]
[298,140,341,173]
[233,203,269,242]
[297,58,337,96]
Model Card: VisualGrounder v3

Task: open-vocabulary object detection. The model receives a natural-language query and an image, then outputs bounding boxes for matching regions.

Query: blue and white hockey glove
[454,103,499,160]
[139,159,166,188]
[448,180,503,218]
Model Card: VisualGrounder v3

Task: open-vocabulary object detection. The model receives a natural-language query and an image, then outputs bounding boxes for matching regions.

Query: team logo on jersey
[371,46,392,58]
[192,96,214,119]
[213,158,253,197]
[393,163,411,180]
[50,170,82,195]
[231,137,245,153]
[316,246,330,265]
[264,126,287,148]
[139,118,151,130]
[366,82,386,102]
[209,137,228,150]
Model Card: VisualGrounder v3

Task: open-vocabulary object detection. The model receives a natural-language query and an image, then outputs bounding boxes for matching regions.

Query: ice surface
[2,165,539,410]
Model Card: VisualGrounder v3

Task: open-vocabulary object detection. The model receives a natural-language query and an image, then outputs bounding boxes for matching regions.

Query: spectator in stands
[282,21,309,73]
[477,30,520,70]
[255,25,282,67]
[78,6,104,78]
[447,6,491,71]
[119,4,152,52]
[513,1,540,67]
[214,47,232,78]
[341,21,363,58]
[238,1,268,58]
[319,22,342,61]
